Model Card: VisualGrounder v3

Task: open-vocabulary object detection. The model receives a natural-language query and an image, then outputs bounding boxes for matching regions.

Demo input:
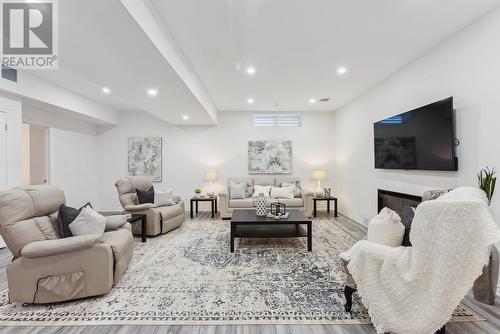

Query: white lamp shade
[204,170,218,182]
[311,169,326,181]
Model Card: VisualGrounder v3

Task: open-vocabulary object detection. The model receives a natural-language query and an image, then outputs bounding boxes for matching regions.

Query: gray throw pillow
[282,181,301,198]
[229,183,246,199]
[400,205,415,247]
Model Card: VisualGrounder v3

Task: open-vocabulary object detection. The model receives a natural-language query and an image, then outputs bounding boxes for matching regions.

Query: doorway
[21,123,49,185]
[0,112,6,191]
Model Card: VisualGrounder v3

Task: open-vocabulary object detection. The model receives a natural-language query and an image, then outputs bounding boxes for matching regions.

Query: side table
[190,197,218,218]
[313,197,338,217]
[128,214,147,242]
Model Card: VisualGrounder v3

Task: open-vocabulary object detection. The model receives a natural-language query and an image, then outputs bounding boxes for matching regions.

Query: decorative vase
[255,193,267,216]
[473,245,499,305]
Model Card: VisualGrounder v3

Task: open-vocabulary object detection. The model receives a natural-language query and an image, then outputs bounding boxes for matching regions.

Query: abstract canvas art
[128,137,162,182]
[248,140,293,174]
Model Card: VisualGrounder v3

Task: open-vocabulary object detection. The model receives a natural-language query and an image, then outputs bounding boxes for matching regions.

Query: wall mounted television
[374,97,457,171]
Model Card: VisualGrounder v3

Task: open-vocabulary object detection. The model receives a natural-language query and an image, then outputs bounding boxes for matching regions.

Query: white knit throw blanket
[341,187,500,334]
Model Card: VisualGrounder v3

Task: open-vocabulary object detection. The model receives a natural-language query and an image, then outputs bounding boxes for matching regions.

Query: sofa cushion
[229,198,254,208]
[279,178,302,198]
[252,185,271,198]
[57,203,92,238]
[69,207,106,236]
[367,207,405,247]
[229,183,246,199]
[254,178,274,186]
[2,217,47,258]
[136,187,154,204]
[35,216,59,240]
[276,198,304,207]
[228,178,253,198]
[154,188,175,206]
[400,205,415,247]
[270,186,295,199]
[157,203,184,220]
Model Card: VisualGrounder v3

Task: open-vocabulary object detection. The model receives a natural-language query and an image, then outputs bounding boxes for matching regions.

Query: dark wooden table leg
[141,215,147,242]
[230,222,235,253]
[327,199,330,213]
[190,199,194,218]
[313,199,317,217]
[334,199,338,217]
[435,325,445,334]
[307,222,312,251]
[344,285,357,312]
[211,200,215,218]
[215,198,218,212]
[196,201,199,214]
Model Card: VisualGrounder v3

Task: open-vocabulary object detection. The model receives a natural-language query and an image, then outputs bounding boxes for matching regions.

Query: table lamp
[204,170,218,197]
[311,169,326,196]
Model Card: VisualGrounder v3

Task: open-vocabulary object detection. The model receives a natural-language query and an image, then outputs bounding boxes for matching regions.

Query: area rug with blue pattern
[0,218,484,325]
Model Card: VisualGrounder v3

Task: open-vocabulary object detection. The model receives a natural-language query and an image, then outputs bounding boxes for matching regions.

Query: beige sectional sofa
[0,185,134,303]
[219,177,314,219]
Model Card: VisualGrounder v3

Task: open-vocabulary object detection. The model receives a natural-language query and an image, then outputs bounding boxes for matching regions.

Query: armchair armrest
[105,214,130,231]
[21,235,103,258]
[125,203,154,211]
[302,189,314,197]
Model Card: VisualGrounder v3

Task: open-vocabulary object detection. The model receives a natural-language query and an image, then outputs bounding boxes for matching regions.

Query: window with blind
[252,114,301,127]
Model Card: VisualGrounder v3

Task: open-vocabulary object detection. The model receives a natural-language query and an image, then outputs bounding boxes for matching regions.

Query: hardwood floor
[0,211,498,334]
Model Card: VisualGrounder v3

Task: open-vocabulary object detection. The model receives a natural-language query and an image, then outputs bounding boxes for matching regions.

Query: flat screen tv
[374,97,457,171]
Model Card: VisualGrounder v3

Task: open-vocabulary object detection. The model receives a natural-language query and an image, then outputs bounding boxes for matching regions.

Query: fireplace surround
[378,189,422,214]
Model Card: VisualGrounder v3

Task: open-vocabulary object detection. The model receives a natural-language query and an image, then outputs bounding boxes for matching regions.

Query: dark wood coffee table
[230,209,312,253]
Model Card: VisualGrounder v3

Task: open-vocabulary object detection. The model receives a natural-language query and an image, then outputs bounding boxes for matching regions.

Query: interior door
[0,112,6,191]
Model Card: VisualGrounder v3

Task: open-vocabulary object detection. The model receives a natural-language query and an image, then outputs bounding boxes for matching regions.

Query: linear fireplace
[378,189,422,214]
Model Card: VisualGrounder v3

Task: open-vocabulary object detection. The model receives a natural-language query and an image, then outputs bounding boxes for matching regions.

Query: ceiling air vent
[1,65,17,82]
[319,98,330,102]
[252,114,301,127]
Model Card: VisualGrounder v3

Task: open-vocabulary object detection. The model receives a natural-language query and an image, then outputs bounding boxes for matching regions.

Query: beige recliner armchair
[0,185,134,304]
[115,176,185,236]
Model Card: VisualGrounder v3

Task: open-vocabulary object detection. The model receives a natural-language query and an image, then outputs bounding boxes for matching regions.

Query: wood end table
[190,196,218,218]
[313,196,338,217]
[128,214,147,242]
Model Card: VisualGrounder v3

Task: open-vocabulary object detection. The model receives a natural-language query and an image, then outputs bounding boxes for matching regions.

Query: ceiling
[150,0,500,112]
[30,0,500,124]
[32,0,217,125]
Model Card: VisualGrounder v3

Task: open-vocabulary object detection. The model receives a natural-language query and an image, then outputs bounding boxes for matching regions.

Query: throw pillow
[400,205,416,246]
[270,186,295,199]
[367,207,405,247]
[154,188,175,206]
[229,183,246,199]
[56,202,93,238]
[282,181,301,198]
[252,185,271,198]
[229,180,253,198]
[69,206,106,236]
[136,186,154,204]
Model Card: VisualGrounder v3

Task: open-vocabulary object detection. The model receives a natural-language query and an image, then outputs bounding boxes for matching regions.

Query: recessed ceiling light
[246,67,256,75]
[182,115,189,120]
[147,89,158,96]
[247,98,255,104]
[337,67,347,75]
[102,87,111,94]
[309,98,316,104]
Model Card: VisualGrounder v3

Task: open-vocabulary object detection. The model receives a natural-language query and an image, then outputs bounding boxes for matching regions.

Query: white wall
[21,124,30,185]
[0,93,22,189]
[49,128,100,208]
[23,105,101,208]
[331,8,500,225]
[97,110,335,210]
